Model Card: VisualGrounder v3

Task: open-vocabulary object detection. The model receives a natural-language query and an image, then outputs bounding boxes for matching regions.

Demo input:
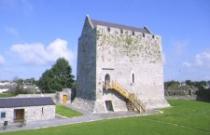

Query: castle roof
[90,18,151,34]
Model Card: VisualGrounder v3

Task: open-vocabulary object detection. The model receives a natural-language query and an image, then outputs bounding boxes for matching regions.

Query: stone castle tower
[75,16,169,113]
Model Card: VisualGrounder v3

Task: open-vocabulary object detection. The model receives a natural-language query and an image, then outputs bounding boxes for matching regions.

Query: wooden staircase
[105,81,145,113]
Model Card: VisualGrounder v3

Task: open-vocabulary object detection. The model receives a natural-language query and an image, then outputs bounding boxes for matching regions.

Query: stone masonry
[75,16,169,113]
[0,105,55,124]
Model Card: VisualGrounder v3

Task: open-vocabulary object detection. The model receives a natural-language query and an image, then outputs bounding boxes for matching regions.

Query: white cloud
[0,55,5,65]
[183,49,210,68]
[11,38,74,65]
[195,50,210,67]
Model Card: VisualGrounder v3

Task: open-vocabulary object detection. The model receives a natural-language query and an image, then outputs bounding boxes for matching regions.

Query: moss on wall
[96,29,161,63]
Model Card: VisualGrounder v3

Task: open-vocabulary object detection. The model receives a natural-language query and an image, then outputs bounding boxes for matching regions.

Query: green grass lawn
[1,100,210,135]
[0,93,16,97]
[56,105,82,118]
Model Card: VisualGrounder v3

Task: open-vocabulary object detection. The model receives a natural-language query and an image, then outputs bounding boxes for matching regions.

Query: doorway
[105,100,114,112]
[14,109,24,122]
[63,95,68,104]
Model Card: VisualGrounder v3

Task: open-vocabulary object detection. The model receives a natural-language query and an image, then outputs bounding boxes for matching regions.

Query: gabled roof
[88,16,151,34]
[0,97,55,108]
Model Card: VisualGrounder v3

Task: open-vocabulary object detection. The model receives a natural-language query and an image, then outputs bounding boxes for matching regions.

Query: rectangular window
[132,73,135,83]
[1,112,6,118]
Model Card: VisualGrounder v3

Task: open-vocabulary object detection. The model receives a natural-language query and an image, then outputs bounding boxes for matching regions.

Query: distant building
[0,81,16,93]
[0,97,55,124]
[75,16,169,113]
[0,80,41,94]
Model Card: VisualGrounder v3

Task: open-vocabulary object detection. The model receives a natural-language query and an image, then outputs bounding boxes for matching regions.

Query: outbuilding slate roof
[91,18,151,34]
[0,97,55,108]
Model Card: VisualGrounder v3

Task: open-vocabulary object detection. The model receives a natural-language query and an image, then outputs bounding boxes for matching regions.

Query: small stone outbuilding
[0,97,55,124]
[56,88,72,104]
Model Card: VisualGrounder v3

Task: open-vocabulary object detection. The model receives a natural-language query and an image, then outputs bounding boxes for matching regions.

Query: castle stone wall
[75,17,97,112]
[94,25,168,112]
[76,16,169,113]
[77,19,97,101]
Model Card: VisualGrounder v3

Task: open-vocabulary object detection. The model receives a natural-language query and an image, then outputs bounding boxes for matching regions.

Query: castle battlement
[95,25,161,44]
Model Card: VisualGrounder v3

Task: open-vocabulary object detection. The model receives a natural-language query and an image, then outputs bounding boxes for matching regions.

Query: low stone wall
[165,89,210,102]
[165,89,197,96]
[166,96,197,100]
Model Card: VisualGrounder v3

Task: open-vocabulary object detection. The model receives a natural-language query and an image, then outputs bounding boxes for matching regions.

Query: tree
[185,80,208,90]
[38,58,74,93]
[14,79,25,94]
[164,80,180,90]
[195,81,208,90]
[185,80,193,86]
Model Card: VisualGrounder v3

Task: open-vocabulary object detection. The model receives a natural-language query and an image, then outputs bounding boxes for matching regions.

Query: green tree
[38,58,74,93]
[185,80,193,86]
[164,80,180,90]
[195,81,208,90]
[14,79,25,94]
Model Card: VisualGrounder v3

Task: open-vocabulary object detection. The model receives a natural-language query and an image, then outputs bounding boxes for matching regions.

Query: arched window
[105,74,110,85]
[103,74,111,93]
[132,73,135,83]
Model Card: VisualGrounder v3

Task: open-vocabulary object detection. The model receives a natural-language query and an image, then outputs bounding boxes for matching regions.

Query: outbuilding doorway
[63,95,68,104]
[14,109,25,122]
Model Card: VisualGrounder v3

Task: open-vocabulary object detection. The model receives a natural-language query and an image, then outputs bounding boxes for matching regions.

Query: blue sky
[0,0,210,81]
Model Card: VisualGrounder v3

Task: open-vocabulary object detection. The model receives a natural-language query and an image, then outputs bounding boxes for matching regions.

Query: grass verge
[56,105,82,118]
[0,93,16,97]
[1,100,210,135]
